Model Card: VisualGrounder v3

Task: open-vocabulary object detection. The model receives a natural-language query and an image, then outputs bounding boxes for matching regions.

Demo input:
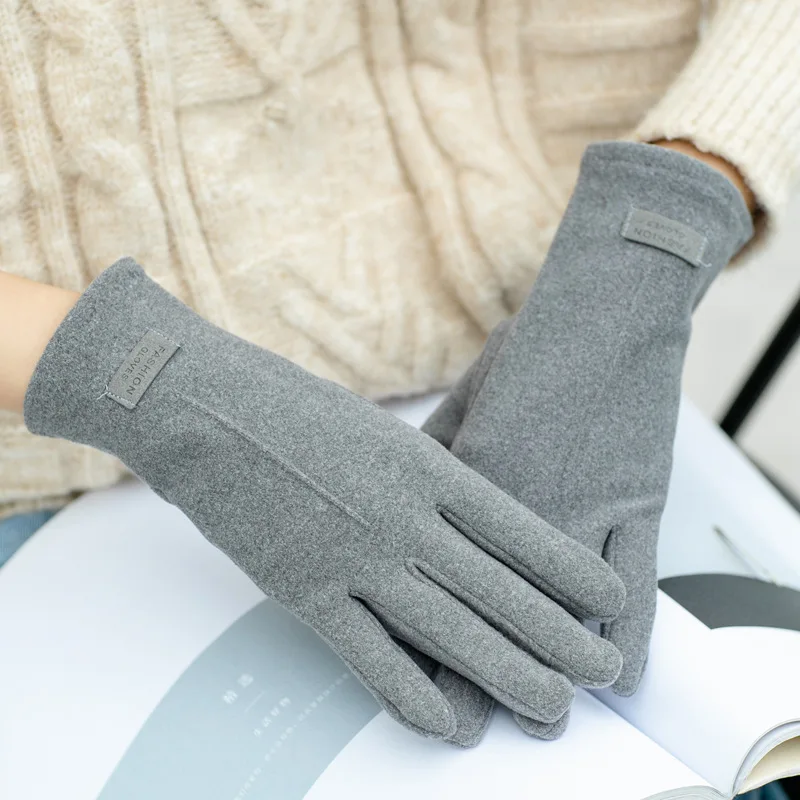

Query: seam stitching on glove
[435,506,595,621]
[407,559,593,685]
[352,592,551,720]
[178,392,374,532]
[543,264,650,519]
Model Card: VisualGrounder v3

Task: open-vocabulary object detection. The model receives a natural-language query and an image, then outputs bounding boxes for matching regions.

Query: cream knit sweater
[1,0,799,519]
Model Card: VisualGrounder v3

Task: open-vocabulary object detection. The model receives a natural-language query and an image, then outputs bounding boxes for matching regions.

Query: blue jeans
[0,509,58,568]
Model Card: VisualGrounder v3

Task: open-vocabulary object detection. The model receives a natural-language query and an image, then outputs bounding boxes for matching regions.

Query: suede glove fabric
[422,141,754,744]
[23,259,626,742]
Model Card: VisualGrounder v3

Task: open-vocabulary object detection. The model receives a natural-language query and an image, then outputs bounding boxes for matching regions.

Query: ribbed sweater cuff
[632,0,800,230]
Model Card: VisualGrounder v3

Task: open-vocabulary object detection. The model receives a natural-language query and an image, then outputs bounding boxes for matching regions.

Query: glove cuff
[577,142,754,277]
[24,258,196,444]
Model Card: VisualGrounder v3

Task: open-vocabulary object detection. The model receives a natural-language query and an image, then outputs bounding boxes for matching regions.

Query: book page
[742,739,800,793]
[659,400,800,587]
[0,479,709,800]
[597,594,800,795]
[610,396,800,794]
[309,693,711,800]
[713,627,800,791]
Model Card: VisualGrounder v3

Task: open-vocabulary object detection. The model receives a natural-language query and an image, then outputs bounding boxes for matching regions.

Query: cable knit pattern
[0,0,85,293]
[33,0,176,292]
[633,0,800,225]
[1,0,799,519]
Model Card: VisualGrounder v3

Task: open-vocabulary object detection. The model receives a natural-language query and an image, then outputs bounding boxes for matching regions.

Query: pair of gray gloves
[24,143,752,746]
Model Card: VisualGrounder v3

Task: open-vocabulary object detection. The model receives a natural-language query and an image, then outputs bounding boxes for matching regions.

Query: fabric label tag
[107,329,179,409]
[621,207,708,268]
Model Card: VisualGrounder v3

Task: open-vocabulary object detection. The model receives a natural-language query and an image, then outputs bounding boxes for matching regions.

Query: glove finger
[354,567,574,723]
[378,637,495,746]
[439,488,626,622]
[514,708,571,740]
[601,526,659,696]
[311,595,457,739]
[421,319,512,448]
[395,637,437,678]
[432,664,495,748]
[422,531,622,687]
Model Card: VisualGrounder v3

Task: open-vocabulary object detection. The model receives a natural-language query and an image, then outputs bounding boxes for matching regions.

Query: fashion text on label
[621,207,708,268]
[107,329,179,409]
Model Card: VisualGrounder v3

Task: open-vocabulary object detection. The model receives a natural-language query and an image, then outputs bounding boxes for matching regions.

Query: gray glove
[24,259,625,742]
[423,142,754,743]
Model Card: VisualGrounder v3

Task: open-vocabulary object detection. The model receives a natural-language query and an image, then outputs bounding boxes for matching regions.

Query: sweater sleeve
[632,0,800,234]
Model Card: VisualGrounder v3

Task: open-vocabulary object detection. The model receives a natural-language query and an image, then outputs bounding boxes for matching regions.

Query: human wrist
[0,272,79,415]
[651,139,757,215]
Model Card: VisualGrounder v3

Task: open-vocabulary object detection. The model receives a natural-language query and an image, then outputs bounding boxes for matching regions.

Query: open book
[1,397,799,800]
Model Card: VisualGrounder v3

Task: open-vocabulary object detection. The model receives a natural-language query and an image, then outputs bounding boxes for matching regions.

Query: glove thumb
[422,319,512,448]
[601,526,659,696]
